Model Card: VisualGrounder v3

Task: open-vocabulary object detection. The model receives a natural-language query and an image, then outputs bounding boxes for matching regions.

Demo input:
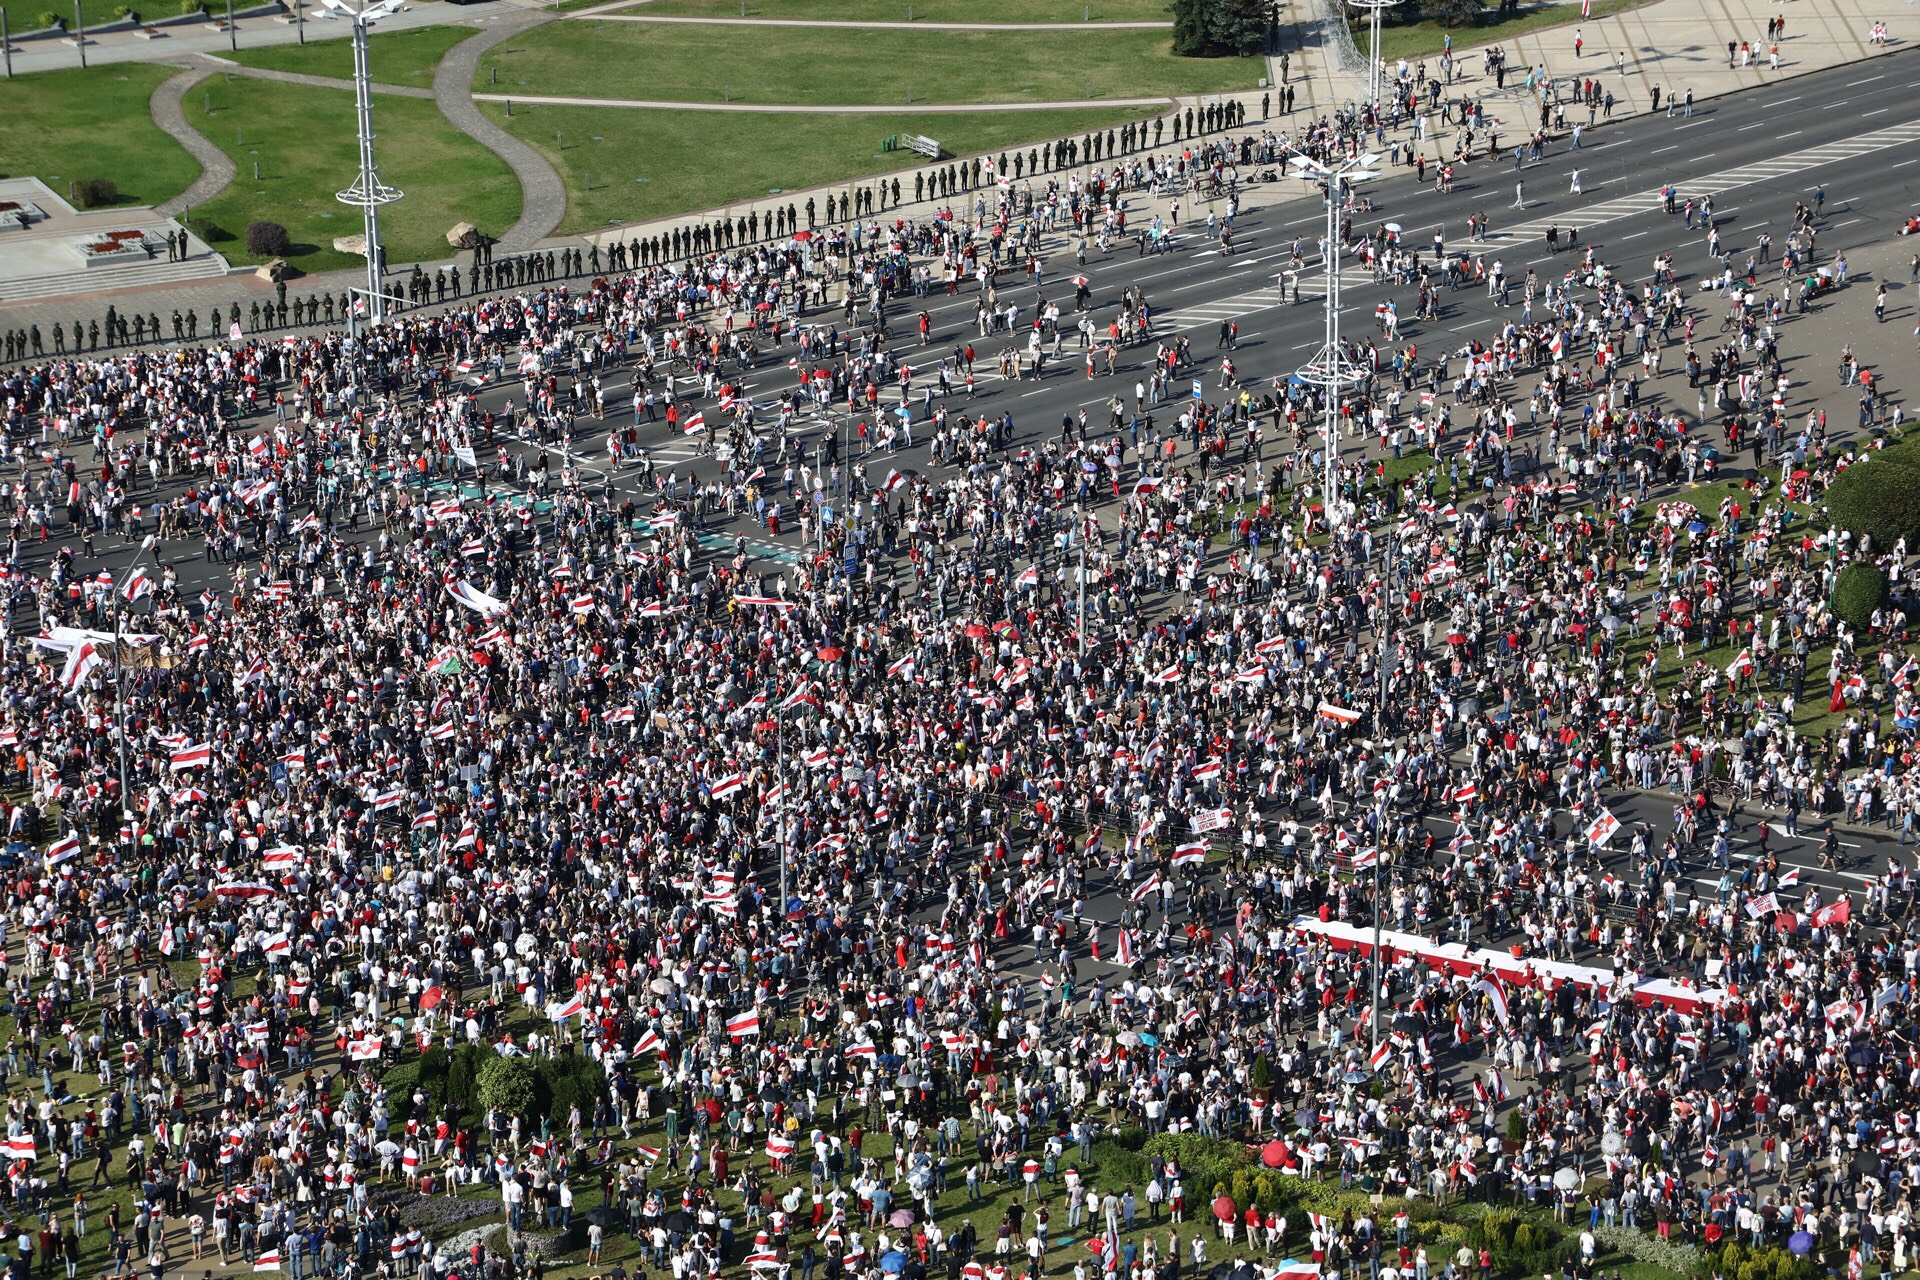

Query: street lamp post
[1347,0,1401,108]
[1285,150,1380,526]
[1370,532,1393,1051]
[113,534,158,819]
[774,684,789,918]
[325,0,405,327]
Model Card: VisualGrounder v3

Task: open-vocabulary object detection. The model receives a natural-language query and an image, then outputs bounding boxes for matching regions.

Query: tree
[1205,0,1267,54]
[476,1054,538,1119]
[1172,0,1265,54]
[1826,452,1920,553]
[1171,0,1210,54]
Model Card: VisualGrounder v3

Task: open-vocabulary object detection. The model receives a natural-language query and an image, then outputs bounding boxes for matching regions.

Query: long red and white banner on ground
[1288,916,1727,1014]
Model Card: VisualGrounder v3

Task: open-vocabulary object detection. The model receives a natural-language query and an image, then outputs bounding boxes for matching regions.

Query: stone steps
[0,253,230,306]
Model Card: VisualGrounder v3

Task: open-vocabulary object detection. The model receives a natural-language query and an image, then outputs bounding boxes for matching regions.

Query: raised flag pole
[112,534,159,827]
[1076,532,1086,658]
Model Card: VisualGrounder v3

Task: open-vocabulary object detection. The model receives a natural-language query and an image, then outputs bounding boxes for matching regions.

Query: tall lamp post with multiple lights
[1285,149,1380,524]
[326,0,404,327]
[1349,0,1400,107]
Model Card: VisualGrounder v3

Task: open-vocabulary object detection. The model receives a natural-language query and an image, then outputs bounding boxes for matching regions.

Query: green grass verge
[0,64,199,210]
[485,104,1146,235]
[479,23,1253,105]
[191,78,520,272]
[1370,0,1653,66]
[626,0,1172,22]
[222,22,476,86]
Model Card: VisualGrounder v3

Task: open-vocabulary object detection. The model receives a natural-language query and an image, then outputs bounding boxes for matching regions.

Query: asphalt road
[52,45,1920,958]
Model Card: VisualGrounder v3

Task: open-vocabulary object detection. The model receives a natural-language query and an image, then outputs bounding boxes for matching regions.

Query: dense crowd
[0,88,1913,1280]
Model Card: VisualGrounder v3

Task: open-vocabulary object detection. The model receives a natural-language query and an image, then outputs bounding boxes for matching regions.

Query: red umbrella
[1261,1140,1288,1168]
[817,646,844,662]
[1212,1196,1236,1222]
[1445,632,1467,645]
[964,623,990,639]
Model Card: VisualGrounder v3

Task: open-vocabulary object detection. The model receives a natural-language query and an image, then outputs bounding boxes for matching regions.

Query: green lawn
[0,64,199,210]
[224,22,477,86]
[478,22,1253,105]
[625,0,1172,22]
[191,78,520,272]
[483,103,1144,234]
[1370,0,1653,66]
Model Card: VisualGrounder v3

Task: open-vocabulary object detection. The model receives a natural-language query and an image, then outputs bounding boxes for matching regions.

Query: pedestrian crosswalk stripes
[1154,267,1378,331]
[1490,118,1920,246]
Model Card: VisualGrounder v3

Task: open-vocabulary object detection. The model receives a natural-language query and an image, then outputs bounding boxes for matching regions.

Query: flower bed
[74,229,154,267]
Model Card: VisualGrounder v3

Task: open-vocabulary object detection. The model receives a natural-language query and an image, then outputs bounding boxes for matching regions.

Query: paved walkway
[434,11,569,250]
[150,65,240,218]
[578,13,1173,26]
[195,50,439,97]
[471,90,1179,113]
[0,0,522,74]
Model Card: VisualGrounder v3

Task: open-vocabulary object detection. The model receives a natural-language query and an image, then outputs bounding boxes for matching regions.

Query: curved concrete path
[472,91,1176,113]
[434,12,566,251]
[151,66,240,218]
[193,51,437,98]
[580,13,1172,27]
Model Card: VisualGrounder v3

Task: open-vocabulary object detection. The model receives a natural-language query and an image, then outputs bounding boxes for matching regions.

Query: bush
[1825,454,1920,553]
[1252,1174,1277,1212]
[1595,1225,1699,1274]
[1144,1131,1253,1201]
[1092,1140,1149,1187]
[1690,1243,1816,1280]
[245,220,291,257]
[187,216,232,244]
[1832,562,1886,631]
[444,1041,495,1118]
[1230,1169,1255,1215]
[72,178,119,209]
[114,5,138,18]
[37,11,64,28]
[475,1054,537,1118]
[179,0,204,12]
[537,1053,607,1127]
[1505,1108,1526,1144]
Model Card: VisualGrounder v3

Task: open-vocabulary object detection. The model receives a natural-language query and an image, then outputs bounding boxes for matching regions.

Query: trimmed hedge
[1832,563,1887,632]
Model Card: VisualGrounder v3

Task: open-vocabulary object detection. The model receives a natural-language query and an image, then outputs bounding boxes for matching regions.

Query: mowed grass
[483,103,1145,233]
[193,78,520,272]
[0,64,199,209]
[627,0,1171,21]
[478,22,1254,105]
[1371,0,1655,64]
[224,22,477,86]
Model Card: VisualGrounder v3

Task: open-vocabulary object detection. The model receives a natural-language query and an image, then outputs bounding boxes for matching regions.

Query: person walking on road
[1570,169,1582,194]
[1514,182,1525,208]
